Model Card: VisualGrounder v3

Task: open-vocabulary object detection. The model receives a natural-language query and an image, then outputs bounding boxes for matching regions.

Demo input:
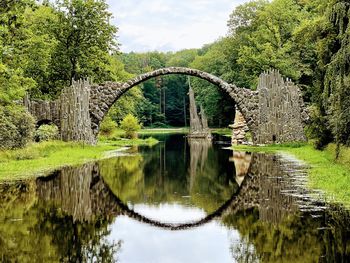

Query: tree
[48,0,118,95]
[21,5,59,98]
[323,0,350,151]
[227,0,268,35]
[120,114,141,139]
[0,0,36,105]
[190,39,236,127]
[292,0,335,148]
[233,0,306,87]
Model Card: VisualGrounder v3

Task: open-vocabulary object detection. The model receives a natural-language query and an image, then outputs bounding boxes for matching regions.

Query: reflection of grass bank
[233,143,350,205]
[0,137,158,181]
[98,136,158,147]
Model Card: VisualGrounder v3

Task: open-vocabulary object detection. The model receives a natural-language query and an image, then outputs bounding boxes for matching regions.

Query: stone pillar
[231,107,249,145]
[59,80,95,144]
[188,85,211,139]
[189,86,203,133]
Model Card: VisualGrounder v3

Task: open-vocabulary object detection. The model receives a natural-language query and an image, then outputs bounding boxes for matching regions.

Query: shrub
[305,105,333,150]
[120,114,141,139]
[0,105,35,149]
[99,116,116,137]
[34,124,59,142]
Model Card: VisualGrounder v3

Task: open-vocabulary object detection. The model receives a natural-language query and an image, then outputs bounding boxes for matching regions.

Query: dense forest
[1,0,350,150]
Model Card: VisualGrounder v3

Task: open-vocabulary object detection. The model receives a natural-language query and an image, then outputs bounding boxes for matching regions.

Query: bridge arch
[26,68,307,145]
[89,67,257,138]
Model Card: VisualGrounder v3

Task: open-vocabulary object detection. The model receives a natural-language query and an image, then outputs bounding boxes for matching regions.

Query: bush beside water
[120,114,141,139]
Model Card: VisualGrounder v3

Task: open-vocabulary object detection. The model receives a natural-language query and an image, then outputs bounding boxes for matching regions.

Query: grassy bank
[0,137,158,181]
[140,128,189,135]
[233,143,350,205]
[211,128,232,136]
[104,128,189,138]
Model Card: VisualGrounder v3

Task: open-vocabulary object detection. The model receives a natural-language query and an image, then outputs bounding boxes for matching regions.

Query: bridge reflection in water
[1,137,350,262]
[35,150,350,262]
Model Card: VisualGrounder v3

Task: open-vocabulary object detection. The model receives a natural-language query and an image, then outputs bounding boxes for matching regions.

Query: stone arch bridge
[24,67,308,144]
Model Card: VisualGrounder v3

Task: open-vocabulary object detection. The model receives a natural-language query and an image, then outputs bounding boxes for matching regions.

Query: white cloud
[107,0,249,52]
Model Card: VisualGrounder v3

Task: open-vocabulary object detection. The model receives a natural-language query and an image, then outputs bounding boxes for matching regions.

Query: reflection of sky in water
[129,203,206,223]
[108,203,240,263]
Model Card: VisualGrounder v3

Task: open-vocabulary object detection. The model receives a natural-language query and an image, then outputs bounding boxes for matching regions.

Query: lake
[0,134,349,263]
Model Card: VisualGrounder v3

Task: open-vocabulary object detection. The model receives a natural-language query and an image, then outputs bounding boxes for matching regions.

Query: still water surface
[0,134,350,263]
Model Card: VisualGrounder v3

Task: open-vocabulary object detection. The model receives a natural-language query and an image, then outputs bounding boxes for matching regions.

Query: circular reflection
[103,177,246,231]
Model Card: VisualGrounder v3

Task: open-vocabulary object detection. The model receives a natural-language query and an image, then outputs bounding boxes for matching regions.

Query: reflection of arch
[89,67,257,139]
[104,178,245,231]
[35,152,257,229]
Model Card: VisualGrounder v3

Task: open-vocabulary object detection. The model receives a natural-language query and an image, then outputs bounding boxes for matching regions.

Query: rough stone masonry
[25,67,308,145]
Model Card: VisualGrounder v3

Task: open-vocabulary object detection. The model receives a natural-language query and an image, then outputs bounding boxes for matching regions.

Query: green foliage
[120,114,141,139]
[165,49,198,67]
[305,105,333,149]
[0,106,35,149]
[21,5,59,98]
[0,0,121,101]
[227,0,268,35]
[230,0,306,87]
[323,1,350,147]
[47,0,118,95]
[34,124,59,142]
[190,39,236,126]
[99,116,116,137]
[0,0,37,104]
[148,122,172,128]
[109,87,143,123]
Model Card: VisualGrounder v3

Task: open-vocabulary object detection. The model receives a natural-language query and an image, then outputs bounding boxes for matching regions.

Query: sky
[106,0,248,53]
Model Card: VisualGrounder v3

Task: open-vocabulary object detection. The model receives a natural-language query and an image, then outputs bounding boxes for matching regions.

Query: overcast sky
[106,0,248,53]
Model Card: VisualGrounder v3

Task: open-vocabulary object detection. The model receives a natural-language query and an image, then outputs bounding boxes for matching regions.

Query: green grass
[139,127,189,135]
[232,142,307,152]
[233,143,350,205]
[211,128,232,136]
[0,137,158,181]
[103,128,189,138]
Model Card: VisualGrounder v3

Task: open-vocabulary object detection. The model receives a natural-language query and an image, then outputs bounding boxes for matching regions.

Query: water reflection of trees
[32,202,121,263]
[223,153,350,262]
[187,138,238,213]
[100,138,238,213]
[100,155,145,203]
[0,165,122,262]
